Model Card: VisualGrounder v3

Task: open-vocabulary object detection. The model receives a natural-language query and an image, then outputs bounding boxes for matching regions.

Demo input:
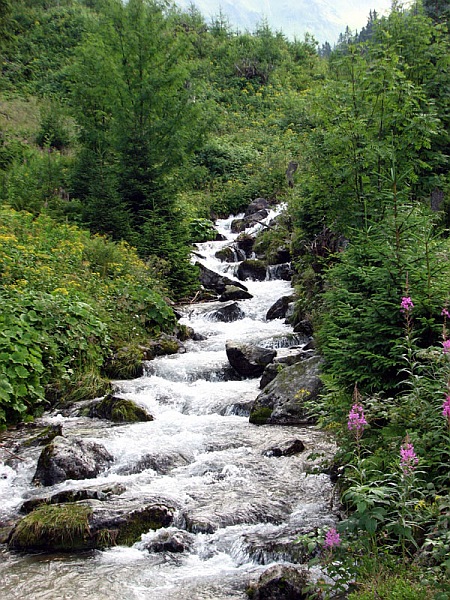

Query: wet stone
[262,439,306,457]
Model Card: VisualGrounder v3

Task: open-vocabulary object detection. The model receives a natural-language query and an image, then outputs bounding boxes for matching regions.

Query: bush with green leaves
[0,207,176,426]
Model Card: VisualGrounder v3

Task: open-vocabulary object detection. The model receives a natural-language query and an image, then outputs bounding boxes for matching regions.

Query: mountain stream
[0,212,337,599]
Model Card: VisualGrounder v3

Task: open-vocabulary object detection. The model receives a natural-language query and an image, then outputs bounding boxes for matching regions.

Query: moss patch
[249,406,273,425]
[8,503,93,552]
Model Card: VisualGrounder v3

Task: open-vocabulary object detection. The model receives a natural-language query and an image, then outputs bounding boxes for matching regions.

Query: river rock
[266,295,295,320]
[246,564,311,599]
[249,356,322,425]
[207,302,245,322]
[140,527,194,553]
[230,218,246,233]
[294,319,314,337]
[245,197,269,216]
[21,483,127,513]
[236,233,255,257]
[8,497,175,552]
[196,262,248,295]
[143,334,184,360]
[116,451,191,475]
[267,263,293,281]
[32,436,114,486]
[215,246,237,262]
[262,439,305,457]
[231,210,269,234]
[237,259,267,281]
[87,394,153,423]
[226,341,276,377]
[219,285,253,302]
[259,349,315,389]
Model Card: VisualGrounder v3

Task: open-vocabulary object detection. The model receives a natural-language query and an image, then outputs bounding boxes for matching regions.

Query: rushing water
[0,213,337,599]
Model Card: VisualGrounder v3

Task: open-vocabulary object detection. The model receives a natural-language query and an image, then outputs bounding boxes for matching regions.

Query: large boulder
[219,285,253,302]
[32,436,114,486]
[246,564,312,600]
[266,295,295,321]
[237,259,267,282]
[249,356,322,425]
[207,302,245,322]
[196,262,248,295]
[8,497,175,552]
[226,341,276,377]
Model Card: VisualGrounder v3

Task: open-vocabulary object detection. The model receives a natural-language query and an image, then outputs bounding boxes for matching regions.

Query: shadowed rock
[196,262,248,295]
[266,295,295,321]
[219,285,253,302]
[237,259,267,281]
[207,302,245,322]
[226,341,276,377]
[32,436,114,486]
[262,439,306,457]
[247,564,311,599]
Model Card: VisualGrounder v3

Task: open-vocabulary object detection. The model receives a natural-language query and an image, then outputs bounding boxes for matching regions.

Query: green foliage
[0,207,175,425]
[187,217,217,243]
[318,175,450,394]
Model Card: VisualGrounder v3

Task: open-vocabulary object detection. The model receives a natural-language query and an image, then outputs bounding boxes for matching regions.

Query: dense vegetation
[0,0,449,596]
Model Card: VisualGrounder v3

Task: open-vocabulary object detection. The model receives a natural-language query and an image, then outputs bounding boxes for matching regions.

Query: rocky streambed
[0,206,337,599]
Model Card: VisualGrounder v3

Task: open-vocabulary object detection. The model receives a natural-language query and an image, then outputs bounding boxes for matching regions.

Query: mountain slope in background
[175,0,392,43]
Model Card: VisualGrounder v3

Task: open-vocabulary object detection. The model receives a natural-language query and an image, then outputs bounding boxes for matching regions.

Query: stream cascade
[0,209,337,599]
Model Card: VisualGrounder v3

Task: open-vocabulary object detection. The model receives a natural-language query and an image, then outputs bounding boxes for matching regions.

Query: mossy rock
[9,499,175,553]
[102,346,144,379]
[89,395,153,423]
[144,334,182,360]
[237,259,267,282]
[249,407,273,425]
[8,503,93,552]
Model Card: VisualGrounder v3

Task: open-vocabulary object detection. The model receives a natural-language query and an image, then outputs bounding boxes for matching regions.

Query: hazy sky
[175,0,394,43]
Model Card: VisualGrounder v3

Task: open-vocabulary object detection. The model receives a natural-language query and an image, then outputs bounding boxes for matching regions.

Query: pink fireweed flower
[400,440,418,475]
[347,403,367,439]
[443,340,450,354]
[441,308,450,319]
[400,296,414,313]
[443,395,450,423]
[324,528,341,550]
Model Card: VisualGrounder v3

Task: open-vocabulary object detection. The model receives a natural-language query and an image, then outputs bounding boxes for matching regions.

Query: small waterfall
[0,210,336,600]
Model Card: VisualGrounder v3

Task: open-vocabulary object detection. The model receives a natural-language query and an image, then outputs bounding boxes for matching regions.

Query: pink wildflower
[400,439,418,475]
[348,403,367,439]
[443,340,450,354]
[441,308,450,319]
[400,297,414,313]
[324,528,341,550]
[442,395,450,422]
